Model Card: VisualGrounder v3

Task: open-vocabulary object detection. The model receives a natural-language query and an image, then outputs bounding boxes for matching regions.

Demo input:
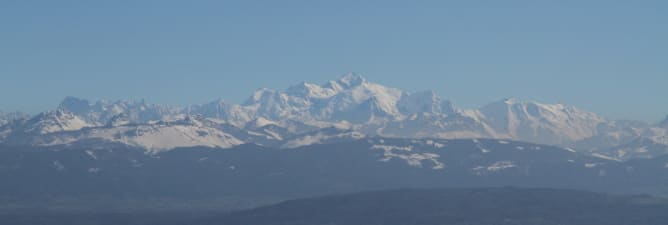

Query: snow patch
[585,163,599,168]
[425,140,445,148]
[472,161,517,174]
[373,145,444,169]
[487,161,517,172]
[85,150,97,160]
[52,161,65,171]
[281,130,365,148]
[592,153,621,161]
[371,144,414,152]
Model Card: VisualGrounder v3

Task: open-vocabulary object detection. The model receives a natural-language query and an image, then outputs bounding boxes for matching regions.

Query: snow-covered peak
[3,75,666,159]
[480,98,598,120]
[502,97,519,104]
[245,88,279,105]
[238,74,406,123]
[336,73,367,88]
[397,90,455,115]
[55,96,185,126]
[24,109,93,134]
[478,98,606,144]
[0,111,29,126]
[285,82,338,99]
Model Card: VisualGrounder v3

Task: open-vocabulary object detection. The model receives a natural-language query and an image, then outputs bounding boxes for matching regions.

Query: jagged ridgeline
[2,75,668,225]
[1,74,667,160]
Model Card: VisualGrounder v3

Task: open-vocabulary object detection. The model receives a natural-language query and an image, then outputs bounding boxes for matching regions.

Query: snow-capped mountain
[0,111,30,141]
[224,73,405,125]
[58,96,183,125]
[476,98,606,145]
[1,73,666,160]
[5,115,244,152]
[22,109,94,134]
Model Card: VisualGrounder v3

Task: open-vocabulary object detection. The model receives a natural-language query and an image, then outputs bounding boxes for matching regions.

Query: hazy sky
[1,0,666,122]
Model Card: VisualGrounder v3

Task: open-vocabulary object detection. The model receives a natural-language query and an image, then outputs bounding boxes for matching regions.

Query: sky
[1,0,666,122]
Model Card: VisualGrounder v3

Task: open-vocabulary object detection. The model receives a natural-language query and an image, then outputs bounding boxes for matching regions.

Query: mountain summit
[1,74,666,160]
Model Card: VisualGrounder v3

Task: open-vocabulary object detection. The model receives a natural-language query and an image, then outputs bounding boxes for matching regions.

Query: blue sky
[1,0,666,122]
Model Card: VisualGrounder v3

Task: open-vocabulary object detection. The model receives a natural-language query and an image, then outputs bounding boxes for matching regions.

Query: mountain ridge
[1,73,667,160]
[204,187,668,225]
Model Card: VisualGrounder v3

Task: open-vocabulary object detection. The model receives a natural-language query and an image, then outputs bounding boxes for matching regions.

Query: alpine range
[3,74,668,224]
[3,74,667,159]
[6,0,668,224]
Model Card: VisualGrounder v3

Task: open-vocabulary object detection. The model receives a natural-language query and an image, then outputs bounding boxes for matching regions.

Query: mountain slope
[0,111,29,126]
[204,187,668,225]
[477,98,606,145]
[1,74,666,160]
[2,137,661,199]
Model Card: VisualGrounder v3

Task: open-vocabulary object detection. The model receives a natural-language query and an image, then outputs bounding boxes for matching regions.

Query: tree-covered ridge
[208,187,668,225]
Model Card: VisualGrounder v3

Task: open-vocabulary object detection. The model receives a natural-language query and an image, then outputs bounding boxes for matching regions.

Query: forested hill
[202,187,668,225]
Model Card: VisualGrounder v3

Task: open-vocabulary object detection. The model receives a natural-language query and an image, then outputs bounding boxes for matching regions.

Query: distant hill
[3,138,668,200]
[203,187,668,225]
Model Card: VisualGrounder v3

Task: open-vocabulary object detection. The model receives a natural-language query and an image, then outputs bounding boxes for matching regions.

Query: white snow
[262,129,283,140]
[52,161,65,171]
[585,163,598,168]
[373,144,444,169]
[635,146,649,153]
[281,130,365,149]
[425,140,446,148]
[371,144,414,152]
[36,122,244,152]
[85,150,97,160]
[564,147,577,153]
[592,153,620,161]
[27,110,93,134]
[3,74,668,159]
[115,125,244,152]
[472,161,517,174]
[486,161,517,172]
[248,117,278,128]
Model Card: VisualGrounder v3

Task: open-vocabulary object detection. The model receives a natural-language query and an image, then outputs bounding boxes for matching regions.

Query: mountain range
[1,73,667,160]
